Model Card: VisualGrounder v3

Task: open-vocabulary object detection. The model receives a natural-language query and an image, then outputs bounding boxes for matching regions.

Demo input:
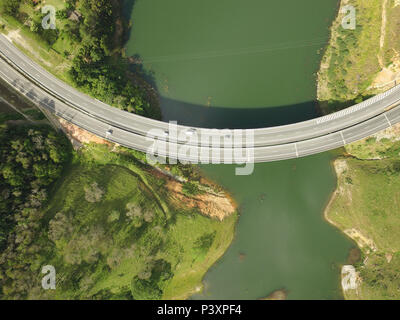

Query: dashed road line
[384,113,392,127]
[340,131,346,145]
[294,143,299,157]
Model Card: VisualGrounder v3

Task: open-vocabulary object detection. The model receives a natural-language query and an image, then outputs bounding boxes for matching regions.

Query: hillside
[318,0,400,113]
[0,104,237,299]
[320,0,400,299]
[0,0,160,118]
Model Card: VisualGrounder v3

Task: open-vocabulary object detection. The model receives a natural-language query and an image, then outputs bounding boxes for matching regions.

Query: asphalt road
[1,34,400,163]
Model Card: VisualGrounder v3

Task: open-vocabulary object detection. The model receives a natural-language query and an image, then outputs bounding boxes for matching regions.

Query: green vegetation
[0,111,24,124]
[0,126,236,299]
[327,157,400,299]
[0,0,160,118]
[0,124,70,253]
[320,0,400,299]
[318,0,383,112]
[0,79,48,123]
[355,253,400,300]
[345,135,400,160]
[383,1,400,67]
[23,108,46,120]
[182,182,204,196]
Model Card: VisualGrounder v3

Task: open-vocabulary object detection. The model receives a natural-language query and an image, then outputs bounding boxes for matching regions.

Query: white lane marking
[0,72,150,151]
[344,123,388,144]
[297,120,388,155]
[0,69,286,161]
[290,138,344,158]
[294,143,299,157]
[300,115,396,156]
[2,34,400,155]
[384,113,393,127]
[0,44,172,133]
[340,131,346,145]
[5,63,398,162]
[3,34,400,146]
[315,85,400,125]
[0,66,261,158]
[0,40,100,103]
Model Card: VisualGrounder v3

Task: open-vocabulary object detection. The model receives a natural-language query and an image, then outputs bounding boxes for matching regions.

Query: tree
[3,0,21,17]
[84,182,104,203]
[130,277,162,300]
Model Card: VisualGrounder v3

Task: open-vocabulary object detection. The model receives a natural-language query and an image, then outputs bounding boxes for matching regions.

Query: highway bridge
[1,34,400,163]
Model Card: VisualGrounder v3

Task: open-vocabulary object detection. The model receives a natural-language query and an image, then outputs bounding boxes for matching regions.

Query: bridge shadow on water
[122,0,327,130]
[122,0,324,130]
[160,97,321,129]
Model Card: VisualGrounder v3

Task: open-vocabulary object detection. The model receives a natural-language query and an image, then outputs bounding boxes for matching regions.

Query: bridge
[1,34,400,163]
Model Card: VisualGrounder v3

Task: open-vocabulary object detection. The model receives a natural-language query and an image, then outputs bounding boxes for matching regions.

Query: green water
[126,0,341,127]
[194,157,352,300]
[125,0,354,299]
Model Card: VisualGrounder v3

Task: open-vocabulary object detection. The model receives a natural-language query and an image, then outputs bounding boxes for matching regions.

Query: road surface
[1,34,400,163]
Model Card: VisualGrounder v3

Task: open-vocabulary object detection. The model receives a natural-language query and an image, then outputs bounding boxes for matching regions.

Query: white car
[185,128,197,136]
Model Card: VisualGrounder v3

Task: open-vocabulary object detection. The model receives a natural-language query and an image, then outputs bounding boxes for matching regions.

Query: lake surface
[126,0,341,127]
[125,0,354,299]
[195,157,351,300]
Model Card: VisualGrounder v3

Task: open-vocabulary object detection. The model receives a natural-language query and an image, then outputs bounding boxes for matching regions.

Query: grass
[327,157,400,299]
[161,214,236,299]
[348,252,400,300]
[0,0,76,82]
[0,0,160,119]
[23,144,237,300]
[0,15,71,81]
[345,136,400,160]
[329,159,400,252]
[0,81,47,123]
[383,0,400,67]
[319,0,400,300]
[0,91,25,124]
[318,0,383,111]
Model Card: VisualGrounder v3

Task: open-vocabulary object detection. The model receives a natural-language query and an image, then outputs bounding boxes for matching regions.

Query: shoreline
[0,1,162,120]
[316,0,346,102]
[315,0,342,114]
[317,0,371,298]
[323,157,359,299]
[318,0,400,299]
[317,0,357,295]
[318,0,360,241]
[324,158,361,249]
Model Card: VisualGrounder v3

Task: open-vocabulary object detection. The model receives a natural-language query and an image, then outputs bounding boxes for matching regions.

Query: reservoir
[125,0,354,299]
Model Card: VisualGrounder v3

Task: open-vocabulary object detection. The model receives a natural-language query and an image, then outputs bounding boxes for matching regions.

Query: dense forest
[0,0,236,300]
[0,125,70,297]
[0,0,160,118]
[0,124,235,299]
[0,125,69,249]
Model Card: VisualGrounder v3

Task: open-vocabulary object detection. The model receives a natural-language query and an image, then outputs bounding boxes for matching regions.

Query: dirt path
[370,0,400,90]
[378,0,388,68]
[3,29,52,67]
